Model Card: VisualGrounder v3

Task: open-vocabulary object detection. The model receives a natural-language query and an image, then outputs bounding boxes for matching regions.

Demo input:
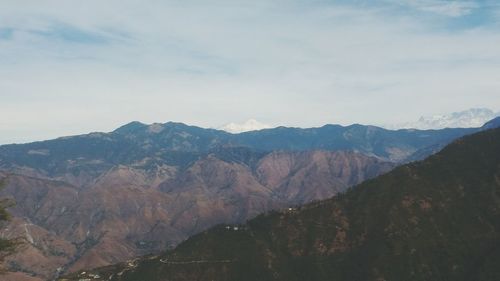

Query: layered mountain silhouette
[0,150,392,280]
[0,118,498,280]
[383,108,500,130]
[64,127,500,281]
[0,119,486,176]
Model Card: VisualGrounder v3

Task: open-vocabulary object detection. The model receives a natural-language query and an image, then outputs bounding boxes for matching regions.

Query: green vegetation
[65,128,500,281]
[0,177,17,273]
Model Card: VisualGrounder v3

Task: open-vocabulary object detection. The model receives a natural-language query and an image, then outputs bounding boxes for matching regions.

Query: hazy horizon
[0,107,498,145]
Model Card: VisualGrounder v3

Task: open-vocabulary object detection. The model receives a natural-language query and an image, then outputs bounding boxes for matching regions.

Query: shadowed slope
[77,128,500,281]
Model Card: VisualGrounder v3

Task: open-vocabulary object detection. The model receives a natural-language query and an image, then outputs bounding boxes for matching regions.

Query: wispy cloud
[394,0,479,17]
[0,0,499,144]
[27,22,111,44]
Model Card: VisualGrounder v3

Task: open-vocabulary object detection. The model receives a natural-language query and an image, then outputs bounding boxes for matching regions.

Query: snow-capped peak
[219,119,273,134]
[384,108,500,130]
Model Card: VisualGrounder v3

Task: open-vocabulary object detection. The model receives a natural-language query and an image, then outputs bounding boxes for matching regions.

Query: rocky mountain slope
[71,127,500,281]
[0,119,481,180]
[0,150,392,280]
[1,118,498,280]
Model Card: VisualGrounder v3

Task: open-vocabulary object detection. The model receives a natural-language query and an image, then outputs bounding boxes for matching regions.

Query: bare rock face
[93,164,177,189]
[160,155,281,233]
[0,151,393,279]
[256,151,394,204]
[1,217,76,278]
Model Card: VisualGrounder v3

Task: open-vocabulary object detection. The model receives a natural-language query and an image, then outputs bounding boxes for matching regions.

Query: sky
[1,0,500,144]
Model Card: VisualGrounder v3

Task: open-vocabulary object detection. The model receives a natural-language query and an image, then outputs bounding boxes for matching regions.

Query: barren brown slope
[0,172,78,280]
[256,150,393,204]
[1,150,392,280]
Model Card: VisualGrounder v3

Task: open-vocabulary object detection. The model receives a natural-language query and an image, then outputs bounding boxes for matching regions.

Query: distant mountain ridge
[219,119,273,133]
[69,127,500,281]
[384,108,500,130]
[1,117,499,280]
[0,119,486,186]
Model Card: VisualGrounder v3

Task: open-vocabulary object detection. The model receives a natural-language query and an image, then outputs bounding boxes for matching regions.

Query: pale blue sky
[1,0,500,144]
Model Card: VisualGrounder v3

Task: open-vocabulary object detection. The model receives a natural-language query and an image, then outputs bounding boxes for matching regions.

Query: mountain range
[383,108,500,130]
[219,119,273,133]
[217,108,500,134]
[0,117,499,280]
[62,126,500,281]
